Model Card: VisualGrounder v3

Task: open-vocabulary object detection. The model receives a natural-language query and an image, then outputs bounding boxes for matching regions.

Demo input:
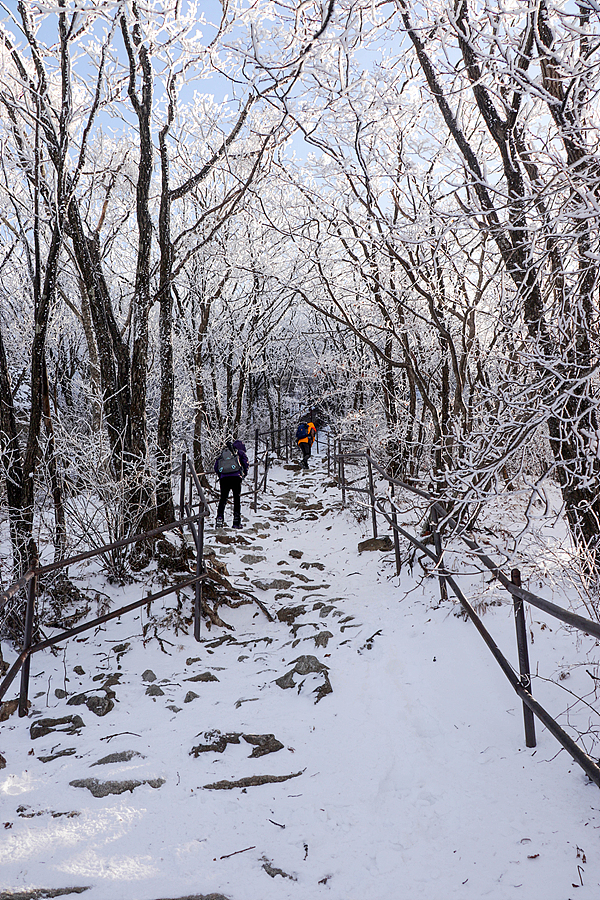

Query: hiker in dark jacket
[214,439,249,528]
[296,420,316,469]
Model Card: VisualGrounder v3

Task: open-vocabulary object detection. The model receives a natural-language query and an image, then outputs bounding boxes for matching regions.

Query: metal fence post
[327,433,331,477]
[367,449,377,539]
[253,428,259,512]
[430,506,448,601]
[19,570,37,717]
[262,446,270,492]
[512,568,536,748]
[194,515,203,642]
[390,484,401,577]
[340,450,346,507]
[179,452,186,519]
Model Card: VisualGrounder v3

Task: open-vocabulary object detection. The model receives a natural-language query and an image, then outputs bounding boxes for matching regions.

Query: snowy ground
[2,447,600,900]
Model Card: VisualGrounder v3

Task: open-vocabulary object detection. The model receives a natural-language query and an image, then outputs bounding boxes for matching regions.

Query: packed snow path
[1,452,600,899]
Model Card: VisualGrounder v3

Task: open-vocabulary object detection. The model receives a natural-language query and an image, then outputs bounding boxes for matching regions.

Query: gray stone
[262,857,297,880]
[274,655,332,703]
[252,579,293,591]
[73,665,85,675]
[240,554,266,564]
[54,688,68,699]
[277,605,306,624]
[90,750,145,767]
[150,896,231,900]
[242,733,284,758]
[215,534,250,546]
[185,672,219,683]
[30,715,84,740]
[38,748,76,763]
[312,631,334,648]
[86,696,114,717]
[290,572,312,583]
[69,777,165,798]
[150,895,231,900]
[289,549,303,559]
[145,684,165,696]
[0,699,19,722]
[190,730,241,756]
[0,752,6,770]
[142,669,157,682]
[296,499,323,511]
[66,693,88,706]
[274,670,296,690]
[0,888,91,899]
[358,536,394,552]
[291,655,329,675]
[184,691,199,703]
[167,705,182,713]
[203,771,302,790]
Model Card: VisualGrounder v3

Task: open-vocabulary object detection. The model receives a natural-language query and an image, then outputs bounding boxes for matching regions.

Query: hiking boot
[215,517,225,528]
[232,518,242,529]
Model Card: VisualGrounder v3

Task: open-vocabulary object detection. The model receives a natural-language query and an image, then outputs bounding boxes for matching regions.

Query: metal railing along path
[1,453,209,718]
[333,445,600,791]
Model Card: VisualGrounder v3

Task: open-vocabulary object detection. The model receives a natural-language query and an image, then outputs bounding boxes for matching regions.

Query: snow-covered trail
[1,451,600,900]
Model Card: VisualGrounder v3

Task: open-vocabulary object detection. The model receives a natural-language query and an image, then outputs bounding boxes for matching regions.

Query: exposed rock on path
[202,771,303,790]
[358,535,393,552]
[0,889,91,899]
[69,777,165,797]
[30,715,84,740]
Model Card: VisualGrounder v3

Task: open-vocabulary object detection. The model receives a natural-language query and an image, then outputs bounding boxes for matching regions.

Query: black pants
[299,442,311,467]
[217,475,242,521]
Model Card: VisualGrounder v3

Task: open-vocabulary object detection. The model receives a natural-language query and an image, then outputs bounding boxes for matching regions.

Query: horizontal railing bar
[34,511,206,578]
[2,511,211,611]
[0,574,205,703]
[2,453,211,716]
[457,535,600,640]
[0,572,35,613]
[184,502,199,549]
[185,457,211,510]
[374,498,600,789]
[336,449,600,789]
[340,450,600,641]
[32,574,206,653]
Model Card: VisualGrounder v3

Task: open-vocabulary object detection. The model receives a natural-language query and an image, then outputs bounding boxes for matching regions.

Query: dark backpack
[296,422,309,441]
[217,446,243,476]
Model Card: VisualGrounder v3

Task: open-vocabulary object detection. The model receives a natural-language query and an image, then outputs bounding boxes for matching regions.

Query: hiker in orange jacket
[296,420,316,469]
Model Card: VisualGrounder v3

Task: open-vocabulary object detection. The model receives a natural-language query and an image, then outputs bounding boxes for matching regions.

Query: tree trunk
[41,356,67,561]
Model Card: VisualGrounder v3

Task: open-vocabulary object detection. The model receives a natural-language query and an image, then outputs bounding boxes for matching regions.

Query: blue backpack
[296,422,310,441]
[217,446,243,476]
